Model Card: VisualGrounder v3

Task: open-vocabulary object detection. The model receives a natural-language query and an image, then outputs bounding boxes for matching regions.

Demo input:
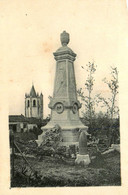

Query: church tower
[25,85,43,119]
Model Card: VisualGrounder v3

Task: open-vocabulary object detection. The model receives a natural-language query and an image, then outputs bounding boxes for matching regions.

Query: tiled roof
[9,115,27,122]
[9,115,42,124]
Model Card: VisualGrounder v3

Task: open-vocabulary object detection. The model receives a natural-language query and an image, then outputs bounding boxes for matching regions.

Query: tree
[98,67,119,121]
[77,61,97,133]
[97,66,119,145]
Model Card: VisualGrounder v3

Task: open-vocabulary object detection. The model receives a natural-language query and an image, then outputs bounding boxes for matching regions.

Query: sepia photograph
[0,0,128,194]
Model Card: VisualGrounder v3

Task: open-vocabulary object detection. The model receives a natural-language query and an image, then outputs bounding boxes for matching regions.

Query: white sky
[0,0,128,118]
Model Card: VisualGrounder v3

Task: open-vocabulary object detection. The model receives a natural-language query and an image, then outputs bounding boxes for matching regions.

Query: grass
[11,150,121,187]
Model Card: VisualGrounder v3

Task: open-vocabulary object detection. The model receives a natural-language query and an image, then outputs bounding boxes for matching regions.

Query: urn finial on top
[60,31,70,46]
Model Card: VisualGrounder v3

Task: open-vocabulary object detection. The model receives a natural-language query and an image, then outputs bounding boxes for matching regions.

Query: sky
[0,0,128,118]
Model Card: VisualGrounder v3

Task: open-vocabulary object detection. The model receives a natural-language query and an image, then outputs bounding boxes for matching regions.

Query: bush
[40,124,62,150]
[29,127,43,138]
[14,132,37,142]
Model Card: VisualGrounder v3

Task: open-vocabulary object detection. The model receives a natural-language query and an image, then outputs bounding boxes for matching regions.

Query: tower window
[33,99,36,107]
[27,100,29,107]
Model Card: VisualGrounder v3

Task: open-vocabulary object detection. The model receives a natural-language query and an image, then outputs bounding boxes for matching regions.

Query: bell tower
[25,85,43,119]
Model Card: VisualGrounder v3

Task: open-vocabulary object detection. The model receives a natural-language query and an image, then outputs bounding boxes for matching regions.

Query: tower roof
[40,92,43,96]
[30,85,37,97]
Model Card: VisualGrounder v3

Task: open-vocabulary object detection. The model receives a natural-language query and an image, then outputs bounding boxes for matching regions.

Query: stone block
[75,154,91,166]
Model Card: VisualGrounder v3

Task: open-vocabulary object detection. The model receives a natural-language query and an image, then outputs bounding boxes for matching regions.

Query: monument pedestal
[39,121,87,146]
[38,31,88,145]
[39,108,88,145]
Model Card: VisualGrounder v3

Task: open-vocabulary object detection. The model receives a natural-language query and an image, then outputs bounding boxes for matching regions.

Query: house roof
[9,115,42,124]
[9,115,27,123]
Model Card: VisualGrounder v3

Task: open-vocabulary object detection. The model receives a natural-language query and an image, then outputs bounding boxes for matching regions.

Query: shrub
[40,124,62,149]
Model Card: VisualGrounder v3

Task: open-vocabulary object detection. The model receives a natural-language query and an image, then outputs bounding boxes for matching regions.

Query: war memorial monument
[9,31,120,187]
[38,31,88,146]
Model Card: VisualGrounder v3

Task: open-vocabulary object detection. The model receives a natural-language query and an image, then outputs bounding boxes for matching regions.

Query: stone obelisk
[39,31,88,145]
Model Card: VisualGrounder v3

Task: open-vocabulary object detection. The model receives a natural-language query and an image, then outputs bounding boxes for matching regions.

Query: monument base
[38,119,88,146]
[75,154,91,166]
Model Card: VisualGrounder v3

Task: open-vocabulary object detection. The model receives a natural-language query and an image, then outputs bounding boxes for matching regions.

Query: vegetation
[98,67,119,119]
[78,63,119,145]
[11,150,121,187]
[10,63,120,187]
[77,61,97,133]
[10,122,120,187]
[97,67,119,146]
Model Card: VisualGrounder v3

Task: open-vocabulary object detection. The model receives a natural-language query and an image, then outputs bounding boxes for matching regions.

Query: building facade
[9,115,28,133]
[25,85,43,119]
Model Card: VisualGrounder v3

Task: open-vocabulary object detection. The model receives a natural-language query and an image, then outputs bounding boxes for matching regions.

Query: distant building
[9,114,28,133]
[25,85,43,119]
[9,114,43,132]
[9,85,44,133]
[26,117,42,131]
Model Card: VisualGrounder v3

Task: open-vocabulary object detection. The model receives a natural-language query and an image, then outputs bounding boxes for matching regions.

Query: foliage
[77,61,97,132]
[13,125,78,159]
[29,127,42,138]
[38,126,77,158]
[78,64,119,146]
[41,124,62,149]
[96,67,119,146]
[97,66,119,119]
[11,151,121,187]
[14,132,37,142]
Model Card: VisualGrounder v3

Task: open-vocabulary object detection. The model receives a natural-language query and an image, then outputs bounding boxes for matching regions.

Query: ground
[11,150,121,187]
